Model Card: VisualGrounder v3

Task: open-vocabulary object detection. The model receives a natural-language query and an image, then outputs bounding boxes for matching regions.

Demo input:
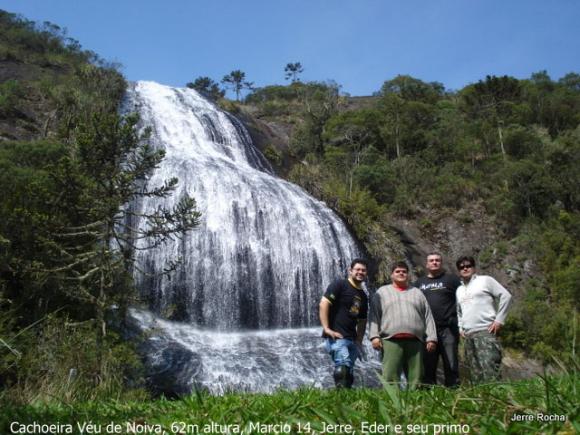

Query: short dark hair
[426,251,443,260]
[456,256,476,269]
[350,258,368,269]
[390,261,409,273]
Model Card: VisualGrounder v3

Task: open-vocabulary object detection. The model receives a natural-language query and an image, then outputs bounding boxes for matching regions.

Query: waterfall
[123,81,379,393]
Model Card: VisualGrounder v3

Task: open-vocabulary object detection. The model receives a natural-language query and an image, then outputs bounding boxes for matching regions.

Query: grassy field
[1,373,578,435]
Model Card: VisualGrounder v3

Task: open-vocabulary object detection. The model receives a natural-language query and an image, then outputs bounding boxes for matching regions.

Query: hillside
[0,9,143,403]
[238,77,579,363]
[0,8,578,406]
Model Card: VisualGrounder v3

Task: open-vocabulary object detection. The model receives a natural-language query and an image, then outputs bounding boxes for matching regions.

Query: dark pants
[423,326,459,387]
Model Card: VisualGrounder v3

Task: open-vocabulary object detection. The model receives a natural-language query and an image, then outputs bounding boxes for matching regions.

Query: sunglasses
[458,264,473,270]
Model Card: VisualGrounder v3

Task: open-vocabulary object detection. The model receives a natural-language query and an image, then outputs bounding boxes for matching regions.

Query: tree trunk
[395,112,401,159]
[498,121,506,160]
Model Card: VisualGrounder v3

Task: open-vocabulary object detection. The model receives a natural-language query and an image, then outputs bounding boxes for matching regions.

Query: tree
[43,112,201,354]
[291,81,340,156]
[323,109,383,197]
[558,72,580,91]
[380,75,444,104]
[186,76,225,101]
[221,70,254,101]
[284,62,304,82]
[377,93,405,158]
[460,75,523,159]
[377,77,441,159]
[0,10,204,397]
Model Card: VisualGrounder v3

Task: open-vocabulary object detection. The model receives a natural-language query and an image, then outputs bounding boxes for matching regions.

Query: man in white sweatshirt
[455,256,512,383]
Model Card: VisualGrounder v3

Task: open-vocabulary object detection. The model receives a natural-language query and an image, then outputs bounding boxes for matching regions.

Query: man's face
[426,254,442,275]
[391,267,409,286]
[458,261,475,280]
[349,263,368,283]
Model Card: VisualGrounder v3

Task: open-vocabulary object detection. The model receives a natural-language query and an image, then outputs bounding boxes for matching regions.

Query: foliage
[222,70,254,101]
[284,62,304,82]
[186,76,225,101]
[0,112,200,397]
[0,9,109,68]
[263,145,282,166]
[0,10,201,402]
[1,374,577,433]
[245,84,302,104]
[291,81,341,156]
[261,72,580,361]
[0,79,23,116]
[44,111,200,334]
[0,315,146,404]
[1,6,580,399]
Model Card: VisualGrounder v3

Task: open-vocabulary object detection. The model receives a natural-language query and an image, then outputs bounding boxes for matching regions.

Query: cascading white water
[123,81,379,393]
[129,309,381,394]
[126,81,360,330]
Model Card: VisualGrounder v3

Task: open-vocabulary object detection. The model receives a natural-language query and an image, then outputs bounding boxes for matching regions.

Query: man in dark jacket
[413,252,461,387]
[319,258,369,388]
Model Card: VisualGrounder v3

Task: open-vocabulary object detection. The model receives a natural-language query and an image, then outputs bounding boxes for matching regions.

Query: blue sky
[1,0,579,96]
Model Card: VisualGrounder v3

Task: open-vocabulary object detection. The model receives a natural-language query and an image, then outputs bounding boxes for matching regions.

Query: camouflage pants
[463,330,502,384]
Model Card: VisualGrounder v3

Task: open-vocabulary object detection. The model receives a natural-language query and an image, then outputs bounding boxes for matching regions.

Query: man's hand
[324,328,343,339]
[426,341,437,352]
[371,337,382,350]
[488,321,502,335]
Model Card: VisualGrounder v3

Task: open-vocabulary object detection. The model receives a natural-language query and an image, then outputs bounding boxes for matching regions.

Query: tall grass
[0,315,147,405]
[2,372,577,434]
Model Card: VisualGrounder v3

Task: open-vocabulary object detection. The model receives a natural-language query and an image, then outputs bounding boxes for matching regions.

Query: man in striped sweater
[369,261,437,389]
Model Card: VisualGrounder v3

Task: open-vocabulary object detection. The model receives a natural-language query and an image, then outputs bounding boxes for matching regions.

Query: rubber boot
[346,369,354,388]
[333,366,352,389]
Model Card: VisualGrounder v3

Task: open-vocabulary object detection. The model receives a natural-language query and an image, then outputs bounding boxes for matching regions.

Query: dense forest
[0,8,578,406]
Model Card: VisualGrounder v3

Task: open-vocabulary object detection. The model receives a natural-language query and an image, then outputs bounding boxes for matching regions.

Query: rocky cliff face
[0,61,61,141]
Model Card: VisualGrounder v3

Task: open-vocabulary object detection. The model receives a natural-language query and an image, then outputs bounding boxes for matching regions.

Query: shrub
[2,315,146,404]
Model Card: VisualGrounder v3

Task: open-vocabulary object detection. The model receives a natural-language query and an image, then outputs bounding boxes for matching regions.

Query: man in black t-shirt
[413,252,461,387]
[319,258,369,388]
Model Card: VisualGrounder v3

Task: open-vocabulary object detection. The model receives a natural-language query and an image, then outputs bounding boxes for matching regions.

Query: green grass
[1,374,578,434]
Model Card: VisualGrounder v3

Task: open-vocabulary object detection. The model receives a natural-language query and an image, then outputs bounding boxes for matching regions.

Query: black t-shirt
[322,279,368,340]
[413,272,461,329]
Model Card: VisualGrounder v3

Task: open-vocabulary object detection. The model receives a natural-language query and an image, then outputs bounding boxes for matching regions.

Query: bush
[1,315,146,404]
[0,80,23,116]
[245,84,299,104]
[263,145,282,166]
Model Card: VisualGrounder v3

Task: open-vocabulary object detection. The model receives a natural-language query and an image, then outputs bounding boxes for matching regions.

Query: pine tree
[284,62,304,82]
[44,112,200,349]
[221,70,254,101]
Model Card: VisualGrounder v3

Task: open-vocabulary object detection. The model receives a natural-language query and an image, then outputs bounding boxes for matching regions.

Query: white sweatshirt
[456,274,512,334]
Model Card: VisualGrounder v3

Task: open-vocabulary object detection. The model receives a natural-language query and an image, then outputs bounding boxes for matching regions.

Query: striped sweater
[369,285,437,343]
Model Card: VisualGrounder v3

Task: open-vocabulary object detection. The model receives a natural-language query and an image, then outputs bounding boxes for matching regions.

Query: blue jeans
[325,338,358,371]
